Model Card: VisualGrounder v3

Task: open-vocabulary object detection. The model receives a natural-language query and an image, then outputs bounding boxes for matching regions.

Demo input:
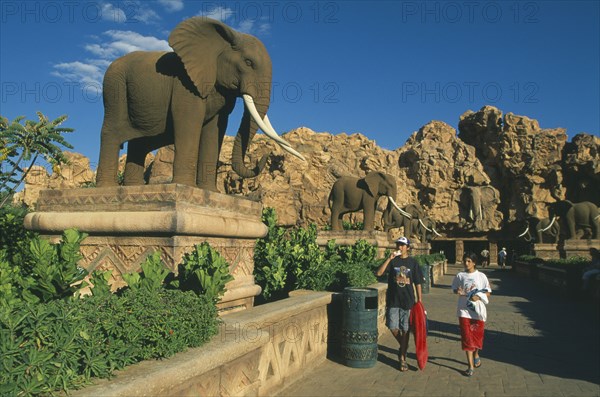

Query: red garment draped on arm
[409,301,428,370]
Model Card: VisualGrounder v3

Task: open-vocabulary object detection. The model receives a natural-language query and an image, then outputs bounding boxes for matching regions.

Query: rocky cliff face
[15,107,598,241]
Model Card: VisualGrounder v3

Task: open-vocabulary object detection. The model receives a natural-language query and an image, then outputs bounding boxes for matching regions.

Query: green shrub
[0,214,226,396]
[0,288,218,396]
[0,204,36,268]
[171,242,234,303]
[255,208,380,300]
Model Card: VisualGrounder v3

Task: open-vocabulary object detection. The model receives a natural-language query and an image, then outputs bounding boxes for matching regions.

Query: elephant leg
[363,207,375,230]
[331,207,344,231]
[171,101,205,187]
[196,115,222,191]
[123,135,169,186]
[123,138,149,186]
[568,221,577,240]
[96,123,122,187]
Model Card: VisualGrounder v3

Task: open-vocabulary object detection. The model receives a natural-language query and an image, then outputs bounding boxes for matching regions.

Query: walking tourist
[480,248,489,267]
[376,236,424,372]
[451,252,492,377]
[497,247,507,269]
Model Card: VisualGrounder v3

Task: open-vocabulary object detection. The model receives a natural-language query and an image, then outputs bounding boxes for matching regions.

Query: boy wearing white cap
[376,236,424,371]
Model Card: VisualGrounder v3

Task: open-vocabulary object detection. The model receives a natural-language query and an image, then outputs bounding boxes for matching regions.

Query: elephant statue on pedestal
[411,216,442,242]
[518,217,560,244]
[382,201,441,241]
[95,17,304,190]
[547,200,599,240]
[328,172,401,231]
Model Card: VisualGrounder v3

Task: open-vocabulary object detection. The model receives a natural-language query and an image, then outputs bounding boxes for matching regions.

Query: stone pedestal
[533,243,561,260]
[316,230,430,258]
[561,239,600,259]
[24,184,266,312]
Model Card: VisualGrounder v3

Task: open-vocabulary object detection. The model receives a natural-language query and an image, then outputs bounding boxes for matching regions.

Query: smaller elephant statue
[382,201,441,241]
[547,200,599,240]
[328,172,402,231]
[518,217,560,244]
[411,216,442,242]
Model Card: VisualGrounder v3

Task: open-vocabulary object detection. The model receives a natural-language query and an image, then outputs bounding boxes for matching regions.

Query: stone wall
[72,284,388,397]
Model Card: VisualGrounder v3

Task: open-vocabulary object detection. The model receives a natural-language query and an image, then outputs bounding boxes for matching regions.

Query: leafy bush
[0,287,218,396]
[255,208,380,301]
[544,256,590,269]
[0,215,227,396]
[0,204,36,267]
[171,242,234,303]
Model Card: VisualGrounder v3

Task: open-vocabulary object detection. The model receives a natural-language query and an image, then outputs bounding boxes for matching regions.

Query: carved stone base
[561,239,600,259]
[24,184,267,312]
[316,230,430,258]
[533,243,561,260]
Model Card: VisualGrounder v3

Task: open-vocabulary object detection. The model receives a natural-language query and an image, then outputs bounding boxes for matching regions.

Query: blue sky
[1,0,599,169]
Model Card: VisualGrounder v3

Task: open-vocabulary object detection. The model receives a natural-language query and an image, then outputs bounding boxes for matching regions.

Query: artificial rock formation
[15,107,599,241]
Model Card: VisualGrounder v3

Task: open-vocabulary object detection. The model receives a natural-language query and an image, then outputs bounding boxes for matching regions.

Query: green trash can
[421,264,431,294]
[341,287,379,368]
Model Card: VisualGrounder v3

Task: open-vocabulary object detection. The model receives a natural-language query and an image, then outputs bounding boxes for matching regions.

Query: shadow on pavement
[458,266,599,384]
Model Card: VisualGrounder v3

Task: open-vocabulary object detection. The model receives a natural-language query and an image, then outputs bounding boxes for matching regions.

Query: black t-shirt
[385,256,423,310]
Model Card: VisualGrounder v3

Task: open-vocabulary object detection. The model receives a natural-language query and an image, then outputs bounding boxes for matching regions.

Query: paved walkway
[278,264,600,397]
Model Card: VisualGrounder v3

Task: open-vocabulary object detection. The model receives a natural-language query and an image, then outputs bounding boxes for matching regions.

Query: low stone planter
[513,260,539,279]
[537,265,569,295]
[430,260,447,286]
[73,283,388,397]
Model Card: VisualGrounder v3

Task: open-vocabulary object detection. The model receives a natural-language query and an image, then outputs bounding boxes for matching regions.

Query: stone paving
[278,264,600,397]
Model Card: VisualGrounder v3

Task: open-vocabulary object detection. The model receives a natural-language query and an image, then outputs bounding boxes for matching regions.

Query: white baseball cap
[395,236,410,246]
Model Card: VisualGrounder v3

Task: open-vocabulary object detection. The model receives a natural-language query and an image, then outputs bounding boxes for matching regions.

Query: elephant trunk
[231,96,270,178]
[232,94,306,179]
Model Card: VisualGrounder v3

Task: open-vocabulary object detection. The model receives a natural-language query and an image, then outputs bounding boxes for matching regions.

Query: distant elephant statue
[95,17,305,190]
[411,216,442,242]
[461,185,498,223]
[328,172,402,231]
[547,200,599,239]
[382,201,441,241]
[517,217,560,243]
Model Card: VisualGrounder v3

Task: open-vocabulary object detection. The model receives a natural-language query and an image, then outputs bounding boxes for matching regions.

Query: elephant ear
[169,17,238,98]
[364,172,383,197]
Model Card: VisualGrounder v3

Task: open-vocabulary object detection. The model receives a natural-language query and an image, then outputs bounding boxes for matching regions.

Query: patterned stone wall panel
[168,367,221,397]
[220,349,261,396]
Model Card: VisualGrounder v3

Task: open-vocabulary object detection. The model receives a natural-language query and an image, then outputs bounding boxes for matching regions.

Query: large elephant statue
[95,17,304,189]
[547,200,599,239]
[382,201,440,241]
[517,217,560,243]
[328,172,402,231]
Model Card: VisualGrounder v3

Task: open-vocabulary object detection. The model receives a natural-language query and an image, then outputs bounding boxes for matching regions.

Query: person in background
[452,252,492,377]
[498,247,507,269]
[480,248,489,268]
[376,236,424,372]
[582,248,600,291]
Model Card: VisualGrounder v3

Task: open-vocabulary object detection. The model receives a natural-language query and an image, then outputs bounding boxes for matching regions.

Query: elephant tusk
[389,197,412,219]
[263,115,291,148]
[518,225,530,238]
[539,216,556,232]
[432,227,442,237]
[418,218,432,232]
[242,95,306,161]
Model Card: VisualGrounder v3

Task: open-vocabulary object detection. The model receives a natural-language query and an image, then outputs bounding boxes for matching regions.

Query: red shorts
[459,317,485,351]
